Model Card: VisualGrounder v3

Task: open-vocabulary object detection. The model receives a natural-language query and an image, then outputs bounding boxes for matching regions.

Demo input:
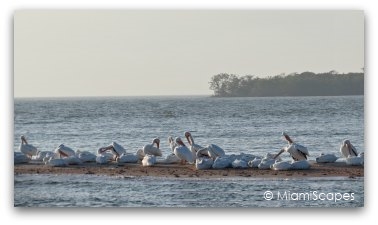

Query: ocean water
[13,95,364,207]
[14,174,363,207]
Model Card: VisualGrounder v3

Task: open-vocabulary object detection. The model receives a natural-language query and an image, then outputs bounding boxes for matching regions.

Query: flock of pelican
[14,132,364,170]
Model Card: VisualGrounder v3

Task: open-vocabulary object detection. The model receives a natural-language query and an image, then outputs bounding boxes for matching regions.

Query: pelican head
[153,138,160,149]
[184,131,192,145]
[342,139,351,147]
[175,137,186,147]
[20,135,27,144]
[97,145,113,154]
[273,148,285,160]
[168,136,174,144]
[342,139,358,157]
[282,132,293,144]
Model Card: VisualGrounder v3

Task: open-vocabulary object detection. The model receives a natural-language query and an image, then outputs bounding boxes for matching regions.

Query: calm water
[14,95,364,207]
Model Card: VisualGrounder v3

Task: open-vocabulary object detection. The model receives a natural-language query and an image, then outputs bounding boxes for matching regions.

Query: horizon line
[13,94,213,99]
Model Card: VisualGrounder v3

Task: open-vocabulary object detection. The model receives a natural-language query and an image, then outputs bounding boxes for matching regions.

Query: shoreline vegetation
[209,71,364,97]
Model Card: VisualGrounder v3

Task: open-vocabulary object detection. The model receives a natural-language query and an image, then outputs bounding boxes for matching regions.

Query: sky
[14,10,364,97]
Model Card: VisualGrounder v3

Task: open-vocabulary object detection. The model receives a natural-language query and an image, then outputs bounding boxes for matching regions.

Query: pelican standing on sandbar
[184,131,204,159]
[340,139,358,158]
[174,137,195,164]
[19,135,38,158]
[274,132,310,161]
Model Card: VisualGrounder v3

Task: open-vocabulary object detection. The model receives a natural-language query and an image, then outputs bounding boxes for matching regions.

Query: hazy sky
[14,10,364,97]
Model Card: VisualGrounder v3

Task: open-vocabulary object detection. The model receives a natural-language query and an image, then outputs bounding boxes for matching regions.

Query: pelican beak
[21,136,27,144]
[157,142,160,149]
[283,133,293,144]
[274,149,285,159]
[185,136,191,145]
[98,147,108,154]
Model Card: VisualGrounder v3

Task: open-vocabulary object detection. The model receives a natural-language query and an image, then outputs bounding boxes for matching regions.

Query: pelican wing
[196,147,209,158]
[56,144,75,157]
[192,143,204,152]
[174,146,194,163]
[208,144,225,158]
[271,161,292,171]
[348,143,358,157]
[143,145,162,156]
[111,142,126,155]
[295,143,309,157]
[19,143,38,157]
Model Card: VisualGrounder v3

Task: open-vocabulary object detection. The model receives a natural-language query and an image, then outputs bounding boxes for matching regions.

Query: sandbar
[14,161,364,178]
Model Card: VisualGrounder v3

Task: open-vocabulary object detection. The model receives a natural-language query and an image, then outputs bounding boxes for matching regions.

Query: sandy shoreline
[14,161,364,178]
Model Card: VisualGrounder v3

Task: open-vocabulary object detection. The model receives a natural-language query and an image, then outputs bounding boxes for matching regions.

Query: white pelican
[290,160,311,170]
[136,149,145,160]
[75,150,96,162]
[345,152,364,166]
[197,144,225,159]
[207,144,226,159]
[19,135,38,158]
[116,153,139,163]
[142,155,156,166]
[258,158,276,170]
[346,155,363,166]
[168,136,177,152]
[14,152,30,164]
[31,151,55,161]
[143,138,162,157]
[173,137,195,164]
[98,142,126,160]
[163,154,181,164]
[156,136,181,164]
[315,153,338,163]
[271,161,292,171]
[195,157,214,170]
[231,159,249,169]
[64,155,83,165]
[248,158,262,168]
[340,139,358,158]
[55,144,76,158]
[212,156,232,169]
[156,137,181,164]
[274,132,310,161]
[45,158,67,167]
[96,154,111,164]
[184,131,205,158]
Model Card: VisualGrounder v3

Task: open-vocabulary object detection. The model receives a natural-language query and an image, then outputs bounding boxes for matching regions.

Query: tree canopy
[209,71,364,97]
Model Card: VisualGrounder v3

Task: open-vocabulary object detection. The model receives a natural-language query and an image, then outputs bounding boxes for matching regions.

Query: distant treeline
[209,71,364,97]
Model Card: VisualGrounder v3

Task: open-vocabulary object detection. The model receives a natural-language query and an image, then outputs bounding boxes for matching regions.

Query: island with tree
[209,71,364,97]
